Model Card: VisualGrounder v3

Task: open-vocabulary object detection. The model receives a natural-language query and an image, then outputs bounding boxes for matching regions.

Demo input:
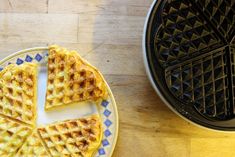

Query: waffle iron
[143,0,235,130]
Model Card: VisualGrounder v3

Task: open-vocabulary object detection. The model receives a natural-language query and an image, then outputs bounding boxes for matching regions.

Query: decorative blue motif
[16,58,24,65]
[104,109,111,117]
[102,100,109,108]
[25,55,33,62]
[98,148,106,155]
[104,129,112,137]
[35,54,42,62]
[104,119,112,127]
[102,139,110,147]
[0,67,3,71]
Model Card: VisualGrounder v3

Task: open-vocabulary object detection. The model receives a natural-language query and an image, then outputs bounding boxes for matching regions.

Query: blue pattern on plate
[104,109,111,117]
[99,99,113,156]
[35,53,43,62]
[102,139,110,147]
[98,148,106,155]
[102,100,109,108]
[16,58,24,65]
[25,55,33,62]
[104,129,112,137]
[0,52,116,157]
[104,119,112,127]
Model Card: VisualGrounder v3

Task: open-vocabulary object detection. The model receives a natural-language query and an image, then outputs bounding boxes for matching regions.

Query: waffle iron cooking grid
[145,0,235,130]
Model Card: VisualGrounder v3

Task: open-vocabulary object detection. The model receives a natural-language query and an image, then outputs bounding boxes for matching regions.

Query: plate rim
[0,47,119,156]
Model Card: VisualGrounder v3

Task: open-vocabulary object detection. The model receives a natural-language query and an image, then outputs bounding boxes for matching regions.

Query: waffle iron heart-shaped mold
[145,0,235,130]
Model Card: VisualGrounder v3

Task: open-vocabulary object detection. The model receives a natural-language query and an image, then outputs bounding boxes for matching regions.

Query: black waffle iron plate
[143,0,235,130]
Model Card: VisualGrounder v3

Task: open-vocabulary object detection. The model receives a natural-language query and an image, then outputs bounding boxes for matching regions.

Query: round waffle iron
[143,0,235,130]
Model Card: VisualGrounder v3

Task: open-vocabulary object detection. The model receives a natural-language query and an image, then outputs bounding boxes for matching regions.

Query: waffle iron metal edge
[143,0,235,131]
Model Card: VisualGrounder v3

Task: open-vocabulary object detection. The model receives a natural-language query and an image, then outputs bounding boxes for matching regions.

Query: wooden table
[1,0,235,156]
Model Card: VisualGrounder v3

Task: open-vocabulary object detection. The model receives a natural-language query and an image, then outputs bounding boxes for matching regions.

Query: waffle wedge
[45,45,107,110]
[0,116,32,157]
[38,115,102,157]
[16,130,50,157]
[0,63,38,126]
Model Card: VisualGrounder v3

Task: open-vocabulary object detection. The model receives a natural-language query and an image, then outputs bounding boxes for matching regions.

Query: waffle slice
[45,45,107,110]
[38,114,102,157]
[0,116,32,157]
[0,63,38,126]
[16,130,50,157]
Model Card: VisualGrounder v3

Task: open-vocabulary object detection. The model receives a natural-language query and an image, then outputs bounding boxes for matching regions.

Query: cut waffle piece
[38,114,102,157]
[0,63,38,126]
[0,116,32,157]
[45,45,107,110]
[16,130,50,157]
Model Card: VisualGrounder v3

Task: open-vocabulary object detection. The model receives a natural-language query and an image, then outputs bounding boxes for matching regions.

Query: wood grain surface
[0,0,235,157]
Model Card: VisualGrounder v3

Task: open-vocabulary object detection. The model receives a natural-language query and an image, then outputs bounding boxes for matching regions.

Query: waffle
[0,116,32,157]
[0,63,38,126]
[38,115,102,157]
[45,45,107,110]
[16,130,50,157]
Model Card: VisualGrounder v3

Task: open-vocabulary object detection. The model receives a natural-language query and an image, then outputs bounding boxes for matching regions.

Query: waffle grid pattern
[0,63,37,126]
[152,0,235,120]
[0,116,32,157]
[0,50,117,157]
[195,0,235,41]
[165,48,232,119]
[16,130,50,157]
[46,46,106,110]
[230,46,235,114]
[38,115,101,157]
[155,0,223,67]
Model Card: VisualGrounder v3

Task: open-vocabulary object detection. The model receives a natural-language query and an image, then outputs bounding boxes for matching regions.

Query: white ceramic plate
[0,47,119,157]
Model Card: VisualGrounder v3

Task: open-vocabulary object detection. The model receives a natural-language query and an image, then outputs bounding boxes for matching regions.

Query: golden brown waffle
[45,45,107,110]
[0,63,38,126]
[0,116,32,157]
[38,115,102,157]
[16,130,50,157]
